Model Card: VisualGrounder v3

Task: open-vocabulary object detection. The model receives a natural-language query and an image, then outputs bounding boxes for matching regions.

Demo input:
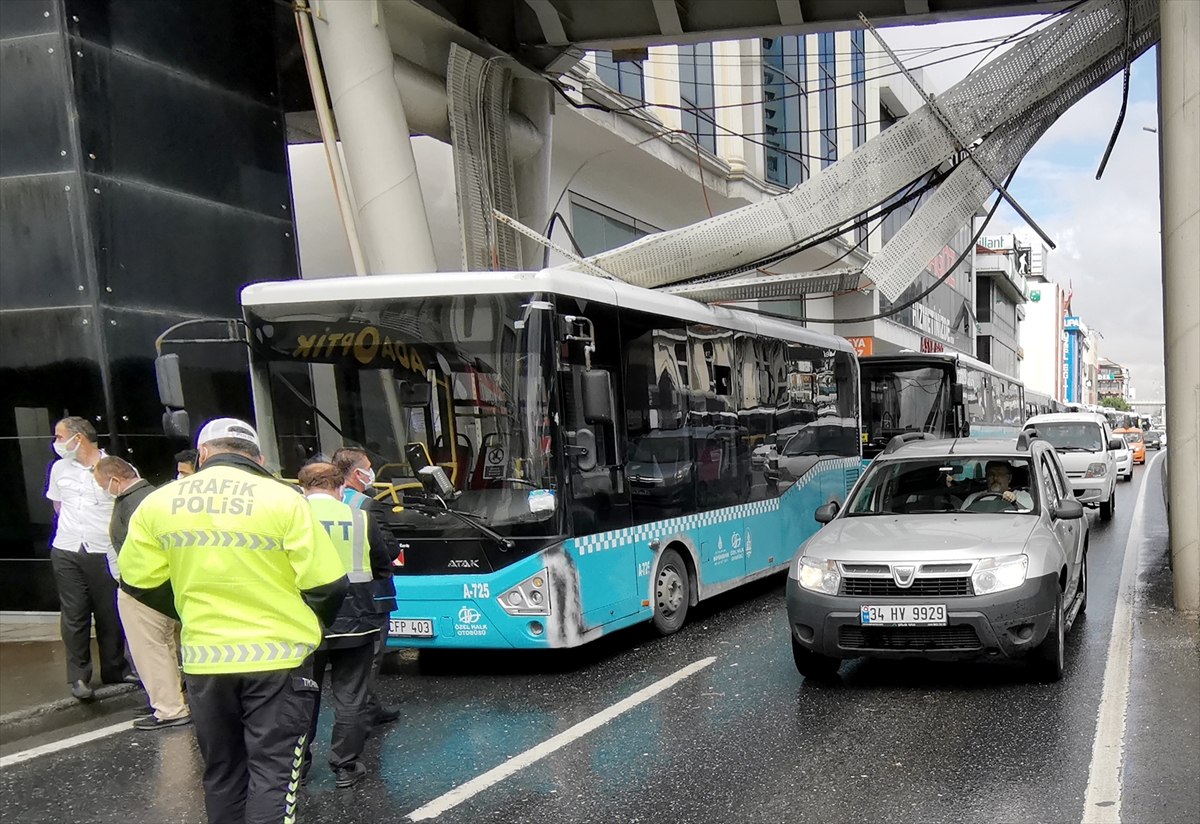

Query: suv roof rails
[1016,429,1040,451]
[882,432,936,455]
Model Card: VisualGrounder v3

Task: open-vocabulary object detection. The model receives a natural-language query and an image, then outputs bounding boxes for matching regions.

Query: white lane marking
[408,656,717,821]
[0,720,132,769]
[1081,449,1165,824]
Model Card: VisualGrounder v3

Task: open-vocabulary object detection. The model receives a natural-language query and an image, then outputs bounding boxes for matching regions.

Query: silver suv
[786,433,1088,683]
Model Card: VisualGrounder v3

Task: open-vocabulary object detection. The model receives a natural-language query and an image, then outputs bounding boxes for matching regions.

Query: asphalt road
[0,460,1187,824]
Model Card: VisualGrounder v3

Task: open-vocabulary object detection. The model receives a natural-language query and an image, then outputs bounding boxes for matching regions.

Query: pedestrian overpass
[296,0,1197,612]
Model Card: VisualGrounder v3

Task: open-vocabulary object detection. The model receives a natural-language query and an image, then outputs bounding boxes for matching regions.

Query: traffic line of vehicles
[153,269,1144,682]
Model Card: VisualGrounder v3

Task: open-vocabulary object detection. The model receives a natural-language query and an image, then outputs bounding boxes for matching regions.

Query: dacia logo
[448,559,480,568]
[457,606,482,624]
[892,565,916,588]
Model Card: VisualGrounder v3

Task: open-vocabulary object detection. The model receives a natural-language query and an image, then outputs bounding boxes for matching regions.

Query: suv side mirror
[1107,438,1125,451]
[814,501,840,524]
[1054,498,1084,520]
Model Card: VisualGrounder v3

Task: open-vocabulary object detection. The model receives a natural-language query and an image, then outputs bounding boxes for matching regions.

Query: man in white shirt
[45,416,134,700]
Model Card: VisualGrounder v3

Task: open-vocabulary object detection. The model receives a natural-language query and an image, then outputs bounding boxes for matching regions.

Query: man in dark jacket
[95,456,190,730]
[298,462,394,788]
[332,447,401,726]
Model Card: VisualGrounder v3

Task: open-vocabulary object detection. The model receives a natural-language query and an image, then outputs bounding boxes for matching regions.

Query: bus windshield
[860,364,953,458]
[245,294,561,536]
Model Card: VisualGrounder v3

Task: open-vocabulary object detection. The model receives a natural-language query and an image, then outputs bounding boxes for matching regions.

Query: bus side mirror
[951,383,965,405]
[582,370,614,425]
[155,353,186,409]
[162,409,190,441]
[566,429,597,472]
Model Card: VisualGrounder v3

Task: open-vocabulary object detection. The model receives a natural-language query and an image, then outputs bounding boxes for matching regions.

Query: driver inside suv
[963,461,1034,512]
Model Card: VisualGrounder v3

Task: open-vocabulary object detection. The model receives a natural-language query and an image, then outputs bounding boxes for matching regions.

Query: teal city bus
[859,352,1024,463]
[233,269,861,650]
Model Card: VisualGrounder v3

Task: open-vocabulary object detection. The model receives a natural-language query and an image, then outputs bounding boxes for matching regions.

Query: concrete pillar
[1158,0,1199,615]
[312,0,437,274]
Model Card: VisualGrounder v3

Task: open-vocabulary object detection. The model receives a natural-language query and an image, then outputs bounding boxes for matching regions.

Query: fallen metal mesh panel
[661,269,864,302]
[869,0,1159,301]
[564,0,1158,295]
[448,44,523,271]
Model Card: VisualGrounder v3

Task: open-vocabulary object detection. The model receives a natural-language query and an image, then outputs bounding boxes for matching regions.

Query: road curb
[0,683,144,746]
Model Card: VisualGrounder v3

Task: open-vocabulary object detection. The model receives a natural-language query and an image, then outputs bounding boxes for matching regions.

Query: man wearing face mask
[95,456,190,730]
[331,447,400,727]
[45,416,135,700]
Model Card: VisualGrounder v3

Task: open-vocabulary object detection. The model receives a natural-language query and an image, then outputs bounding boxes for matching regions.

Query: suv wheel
[792,639,841,681]
[1099,487,1115,520]
[1030,591,1065,683]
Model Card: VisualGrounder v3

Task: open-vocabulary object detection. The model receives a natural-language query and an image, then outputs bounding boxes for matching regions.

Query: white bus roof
[240,269,854,355]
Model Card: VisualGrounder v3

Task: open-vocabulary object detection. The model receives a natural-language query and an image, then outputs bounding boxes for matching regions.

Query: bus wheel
[652,548,690,635]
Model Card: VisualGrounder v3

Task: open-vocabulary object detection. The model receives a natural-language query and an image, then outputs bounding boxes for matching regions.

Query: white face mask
[53,434,80,460]
[356,466,376,487]
[97,477,117,499]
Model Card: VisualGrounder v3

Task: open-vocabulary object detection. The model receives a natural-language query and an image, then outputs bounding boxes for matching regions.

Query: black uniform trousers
[50,548,129,684]
[362,633,389,722]
[304,636,375,773]
[186,661,319,824]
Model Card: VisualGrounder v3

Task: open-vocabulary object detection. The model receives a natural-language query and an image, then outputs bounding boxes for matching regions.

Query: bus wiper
[401,500,515,551]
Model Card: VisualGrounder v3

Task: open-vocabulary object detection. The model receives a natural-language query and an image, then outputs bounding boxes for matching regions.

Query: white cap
[196,418,260,449]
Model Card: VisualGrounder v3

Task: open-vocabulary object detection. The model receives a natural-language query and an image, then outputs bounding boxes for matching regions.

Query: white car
[1113,436,1133,482]
[1025,412,1123,520]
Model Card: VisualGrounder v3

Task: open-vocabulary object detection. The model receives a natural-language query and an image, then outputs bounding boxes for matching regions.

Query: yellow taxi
[1114,427,1145,464]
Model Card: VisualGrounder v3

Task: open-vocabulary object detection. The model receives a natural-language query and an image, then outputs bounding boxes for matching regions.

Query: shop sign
[920,337,945,354]
[845,336,873,357]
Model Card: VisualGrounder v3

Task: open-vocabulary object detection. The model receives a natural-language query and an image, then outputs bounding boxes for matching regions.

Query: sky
[885,14,1165,401]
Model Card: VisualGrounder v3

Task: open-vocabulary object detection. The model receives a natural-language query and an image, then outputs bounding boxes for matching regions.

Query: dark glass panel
[72,43,290,216]
[87,174,296,316]
[0,34,74,177]
[65,0,280,106]
[0,0,59,39]
[0,175,89,308]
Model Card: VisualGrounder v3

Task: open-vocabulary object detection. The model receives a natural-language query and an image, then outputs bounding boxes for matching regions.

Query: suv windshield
[847,457,1038,515]
[246,294,560,536]
[1033,422,1103,452]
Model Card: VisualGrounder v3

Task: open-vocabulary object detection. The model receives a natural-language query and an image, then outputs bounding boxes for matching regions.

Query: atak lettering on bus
[292,326,426,372]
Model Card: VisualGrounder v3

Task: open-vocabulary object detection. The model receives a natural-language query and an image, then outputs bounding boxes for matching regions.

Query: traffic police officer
[298,462,394,787]
[119,419,347,824]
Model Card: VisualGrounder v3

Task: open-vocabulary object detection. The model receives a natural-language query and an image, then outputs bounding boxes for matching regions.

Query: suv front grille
[839,625,982,650]
[840,577,974,597]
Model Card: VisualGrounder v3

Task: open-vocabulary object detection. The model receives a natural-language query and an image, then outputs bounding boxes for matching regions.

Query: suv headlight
[498,569,551,616]
[1085,462,1108,478]
[792,556,840,595]
[972,555,1028,595]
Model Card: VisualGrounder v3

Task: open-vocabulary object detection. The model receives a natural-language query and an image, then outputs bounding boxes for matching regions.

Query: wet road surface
[1,460,1191,824]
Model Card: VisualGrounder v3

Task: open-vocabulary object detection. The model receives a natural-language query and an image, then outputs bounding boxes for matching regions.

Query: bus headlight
[498,569,551,616]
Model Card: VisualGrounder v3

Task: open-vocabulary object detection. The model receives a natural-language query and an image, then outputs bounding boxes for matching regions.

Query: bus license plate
[860,605,946,626]
[389,618,434,638]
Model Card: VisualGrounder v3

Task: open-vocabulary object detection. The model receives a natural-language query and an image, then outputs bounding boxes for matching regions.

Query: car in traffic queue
[1113,435,1133,482]
[785,432,1088,683]
[1114,427,1145,464]
[1143,429,1164,451]
[1025,412,1123,520]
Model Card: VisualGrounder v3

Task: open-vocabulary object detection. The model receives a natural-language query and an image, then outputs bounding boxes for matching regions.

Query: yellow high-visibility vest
[119,465,346,675]
[306,495,371,583]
